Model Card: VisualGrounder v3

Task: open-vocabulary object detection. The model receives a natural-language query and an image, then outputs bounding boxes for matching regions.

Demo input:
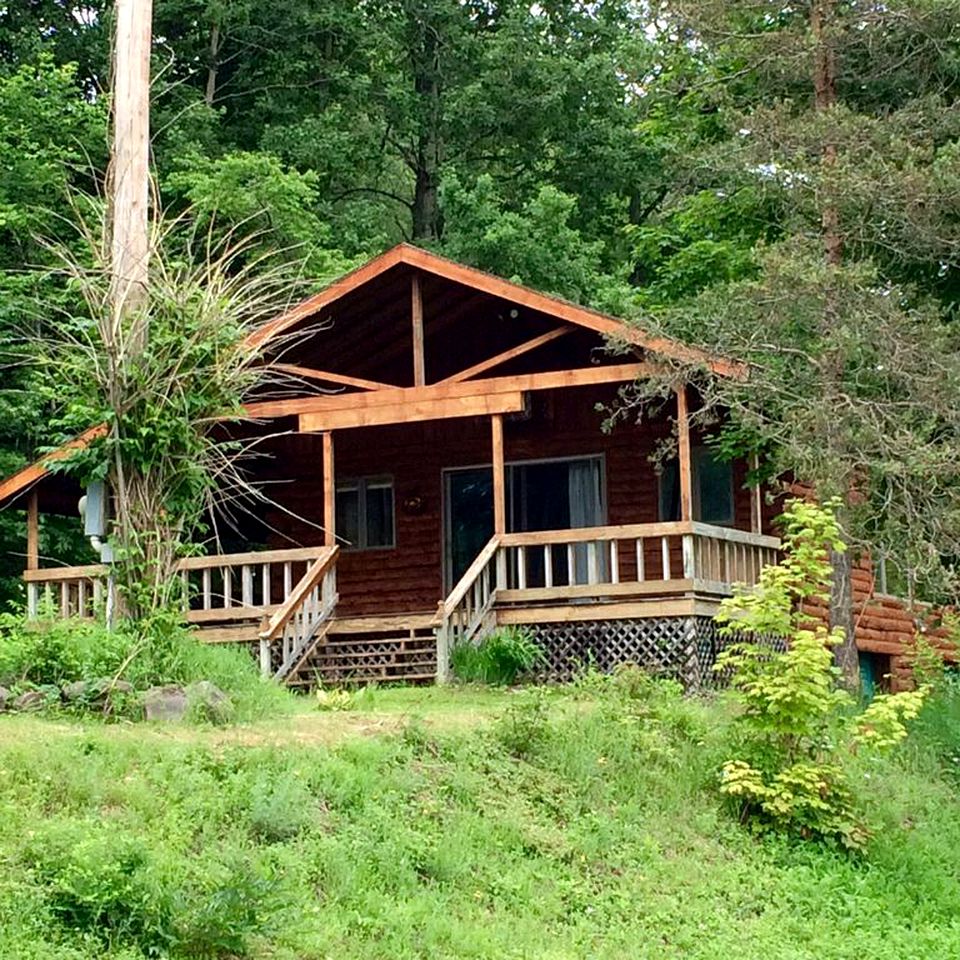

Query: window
[336,477,395,549]
[658,448,735,525]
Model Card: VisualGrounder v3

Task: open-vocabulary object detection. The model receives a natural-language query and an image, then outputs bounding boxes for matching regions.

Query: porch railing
[436,521,781,681]
[496,521,781,600]
[436,535,502,682]
[24,563,109,620]
[23,546,334,627]
[258,546,339,679]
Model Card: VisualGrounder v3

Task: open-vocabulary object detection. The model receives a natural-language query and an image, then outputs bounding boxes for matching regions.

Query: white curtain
[567,460,603,583]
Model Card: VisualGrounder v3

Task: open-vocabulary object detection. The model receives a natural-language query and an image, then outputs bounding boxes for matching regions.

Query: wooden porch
[23,519,780,686]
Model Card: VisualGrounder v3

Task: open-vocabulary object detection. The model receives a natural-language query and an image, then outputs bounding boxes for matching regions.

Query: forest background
[1,0,959,608]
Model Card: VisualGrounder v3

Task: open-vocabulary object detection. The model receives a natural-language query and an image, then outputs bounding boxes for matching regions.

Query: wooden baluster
[260,636,271,678]
[61,580,70,618]
[26,582,38,620]
[242,565,253,607]
[481,565,490,604]
[567,543,576,585]
[202,568,212,610]
[543,545,553,588]
[283,562,292,599]
[661,537,671,580]
[610,540,619,584]
[517,546,527,589]
[587,541,599,585]
[636,538,645,582]
[78,580,87,618]
[261,563,270,606]
[496,548,507,591]
[222,566,232,608]
[682,534,695,580]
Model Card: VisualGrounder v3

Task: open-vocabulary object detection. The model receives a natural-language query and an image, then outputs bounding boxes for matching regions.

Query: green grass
[0,681,958,959]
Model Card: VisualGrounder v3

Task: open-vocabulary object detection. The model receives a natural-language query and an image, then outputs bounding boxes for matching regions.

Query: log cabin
[0,245,951,690]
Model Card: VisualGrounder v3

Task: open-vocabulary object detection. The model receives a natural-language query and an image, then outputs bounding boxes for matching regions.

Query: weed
[451,626,544,685]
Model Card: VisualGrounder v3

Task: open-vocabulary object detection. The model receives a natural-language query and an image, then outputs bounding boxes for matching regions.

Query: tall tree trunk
[812,0,859,687]
[205,21,221,107]
[410,10,442,241]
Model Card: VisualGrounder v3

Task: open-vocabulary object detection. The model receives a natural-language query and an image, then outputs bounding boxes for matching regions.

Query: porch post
[676,385,695,580]
[491,413,507,589]
[491,414,506,535]
[26,490,39,619]
[675,386,693,523]
[26,490,39,570]
[749,451,763,535]
[323,431,336,547]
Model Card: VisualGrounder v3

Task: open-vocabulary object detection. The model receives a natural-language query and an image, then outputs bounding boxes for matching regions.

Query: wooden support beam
[323,432,335,547]
[272,363,393,392]
[749,451,762,535]
[26,490,38,571]
[300,392,525,432]
[676,385,693,522]
[440,327,572,383]
[492,414,506,535]
[246,361,655,420]
[411,272,425,386]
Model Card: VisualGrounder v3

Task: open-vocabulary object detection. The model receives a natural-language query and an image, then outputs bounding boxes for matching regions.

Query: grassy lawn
[0,681,958,959]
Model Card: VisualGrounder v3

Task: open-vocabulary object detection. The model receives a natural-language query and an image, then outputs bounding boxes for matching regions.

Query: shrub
[715,499,928,849]
[0,614,132,689]
[0,612,292,722]
[451,627,544,685]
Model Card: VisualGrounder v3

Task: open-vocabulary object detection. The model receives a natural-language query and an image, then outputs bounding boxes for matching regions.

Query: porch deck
[23,521,780,687]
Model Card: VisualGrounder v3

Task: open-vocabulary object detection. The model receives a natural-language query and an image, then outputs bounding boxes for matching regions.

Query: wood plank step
[194,625,260,644]
[286,671,437,686]
[306,649,435,664]
[314,638,435,652]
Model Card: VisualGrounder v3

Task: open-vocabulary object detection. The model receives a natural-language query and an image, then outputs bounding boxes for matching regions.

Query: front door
[443,456,604,591]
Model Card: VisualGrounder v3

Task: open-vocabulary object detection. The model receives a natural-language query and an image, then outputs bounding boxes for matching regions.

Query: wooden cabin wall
[259,385,769,617]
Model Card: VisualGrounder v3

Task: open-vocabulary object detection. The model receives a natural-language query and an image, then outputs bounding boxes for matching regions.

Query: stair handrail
[440,535,501,618]
[437,534,502,682]
[260,546,338,641]
[259,545,339,678]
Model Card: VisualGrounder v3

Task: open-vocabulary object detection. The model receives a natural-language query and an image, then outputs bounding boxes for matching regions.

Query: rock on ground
[143,685,189,722]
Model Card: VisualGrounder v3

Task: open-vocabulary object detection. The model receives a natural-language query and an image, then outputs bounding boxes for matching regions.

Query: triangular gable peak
[250,243,737,381]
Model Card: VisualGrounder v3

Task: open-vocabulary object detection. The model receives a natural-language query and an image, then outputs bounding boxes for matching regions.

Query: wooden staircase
[284,614,439,687]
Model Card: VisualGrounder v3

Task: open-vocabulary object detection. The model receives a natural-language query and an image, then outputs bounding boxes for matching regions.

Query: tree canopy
[1,0,959,605]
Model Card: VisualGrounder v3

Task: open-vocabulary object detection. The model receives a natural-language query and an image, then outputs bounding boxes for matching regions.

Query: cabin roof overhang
[0,245,740,511]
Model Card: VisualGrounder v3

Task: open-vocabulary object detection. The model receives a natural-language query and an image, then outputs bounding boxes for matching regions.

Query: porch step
[286,627,438,687]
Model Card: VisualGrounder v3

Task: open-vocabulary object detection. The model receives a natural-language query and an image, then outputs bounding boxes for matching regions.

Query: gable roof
[0,244,737,509]
[248,243,737,375]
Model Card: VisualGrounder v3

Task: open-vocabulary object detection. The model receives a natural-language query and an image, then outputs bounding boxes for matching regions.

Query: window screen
[658,450,734,525]
[335,478,395,549]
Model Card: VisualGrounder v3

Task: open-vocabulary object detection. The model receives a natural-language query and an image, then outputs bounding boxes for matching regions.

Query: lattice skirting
[527,616,739,690]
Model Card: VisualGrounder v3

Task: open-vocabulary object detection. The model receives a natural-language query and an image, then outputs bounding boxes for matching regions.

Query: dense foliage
[0,682,958,959]
[0,2,959,605]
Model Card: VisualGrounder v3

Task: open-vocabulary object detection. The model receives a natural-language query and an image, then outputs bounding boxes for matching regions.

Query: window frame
[335,475,396,551]
[657,447,736,527]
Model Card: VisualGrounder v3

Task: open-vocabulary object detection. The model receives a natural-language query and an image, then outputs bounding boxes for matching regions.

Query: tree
[623,0,960,685]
